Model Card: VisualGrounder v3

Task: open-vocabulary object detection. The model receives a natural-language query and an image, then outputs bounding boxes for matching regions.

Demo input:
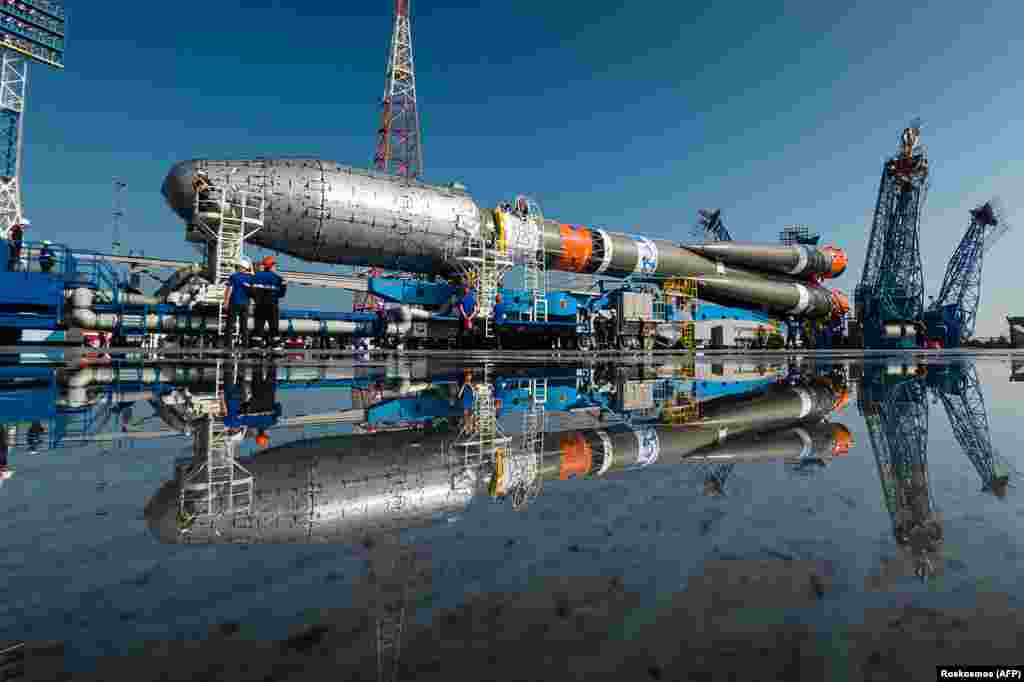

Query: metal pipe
[56,363,420,390]
[67,288,162,307]
[65,287,431,338]
[161,159,850,318]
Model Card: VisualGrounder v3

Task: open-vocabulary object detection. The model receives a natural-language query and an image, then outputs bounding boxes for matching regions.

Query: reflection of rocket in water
[145,377,850,545]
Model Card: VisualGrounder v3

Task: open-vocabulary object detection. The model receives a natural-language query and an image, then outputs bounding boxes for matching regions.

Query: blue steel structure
[923,201,1007,348]
[856,124,929,349]
[0,237,771,350]
[0,361,787,451]
[0,1,65,69]
[0,1,65,237]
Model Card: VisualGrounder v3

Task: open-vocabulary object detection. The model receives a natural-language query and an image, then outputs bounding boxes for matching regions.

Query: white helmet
[20,219,30,226]
[238,257,252,270]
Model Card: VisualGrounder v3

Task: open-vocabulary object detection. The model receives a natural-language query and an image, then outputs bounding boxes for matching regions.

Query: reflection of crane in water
[858,365,941,582]
[931,362,1010,497]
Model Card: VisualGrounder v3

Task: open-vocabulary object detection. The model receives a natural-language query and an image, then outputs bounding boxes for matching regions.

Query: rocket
[162,159,850,319]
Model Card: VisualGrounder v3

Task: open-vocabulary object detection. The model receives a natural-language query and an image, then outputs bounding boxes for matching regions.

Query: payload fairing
[162,159,849,318]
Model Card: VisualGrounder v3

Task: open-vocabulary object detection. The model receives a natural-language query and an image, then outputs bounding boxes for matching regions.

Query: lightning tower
[0,2,65,237]
[374,0,423,180]
[855,121,929,348]
[359,0,424,314]
[111,178,126,255]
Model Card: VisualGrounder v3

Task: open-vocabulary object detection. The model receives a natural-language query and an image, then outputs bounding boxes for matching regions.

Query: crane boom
[932,363,1009,496]
[928,201,1008,345]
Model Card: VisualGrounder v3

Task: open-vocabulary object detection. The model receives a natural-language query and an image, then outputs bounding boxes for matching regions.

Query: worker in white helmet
[192,170,217,220]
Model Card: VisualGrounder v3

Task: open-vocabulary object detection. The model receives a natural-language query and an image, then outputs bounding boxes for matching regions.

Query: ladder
[522,224,548,322]
[376,592,407,682]
[446,235,513,339]
[178,361,254,527]
[191,163,267,340]
[477,239,499,320]
[510,379,547,509]
[453,367,511,472]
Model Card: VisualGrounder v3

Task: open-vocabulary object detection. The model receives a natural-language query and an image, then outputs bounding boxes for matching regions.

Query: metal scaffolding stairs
[511,379,547,509]
[178,361,254,531]
[453,368,512,475]
[192,163,267,338]
[447,235,513,339]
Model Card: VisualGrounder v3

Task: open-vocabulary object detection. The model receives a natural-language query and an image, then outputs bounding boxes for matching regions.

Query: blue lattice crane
[923,201,1010,348]
[694,209,732,242]
[0,2,66,237]
[930,362,1010,497]
[857,366,941,581]
[855,122,929,348]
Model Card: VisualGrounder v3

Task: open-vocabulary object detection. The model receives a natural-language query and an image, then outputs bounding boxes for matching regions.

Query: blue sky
[21,0,1024,336]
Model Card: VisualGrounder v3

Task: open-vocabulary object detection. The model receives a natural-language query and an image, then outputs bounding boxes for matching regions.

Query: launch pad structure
[0,0,65,238]
[0,7,1009,352]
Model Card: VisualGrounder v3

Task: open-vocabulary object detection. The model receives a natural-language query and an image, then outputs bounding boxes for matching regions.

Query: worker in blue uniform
[6,220,25,271]
[456,284,477,349]
[785,316,799,349]
[223,361,281,445]
[250,255,287,350]
[222,261,253,350]
[38,240,56,273]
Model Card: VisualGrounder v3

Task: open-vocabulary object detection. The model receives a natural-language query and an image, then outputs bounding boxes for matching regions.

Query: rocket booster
[162,159,849,318]
[683,242,848,280]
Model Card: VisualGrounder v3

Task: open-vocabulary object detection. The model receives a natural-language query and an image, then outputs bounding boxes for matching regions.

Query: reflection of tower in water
[860,367,942,583]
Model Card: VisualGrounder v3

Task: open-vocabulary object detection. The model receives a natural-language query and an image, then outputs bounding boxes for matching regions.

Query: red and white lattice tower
[358,0,422,314]
[374,0,423,180]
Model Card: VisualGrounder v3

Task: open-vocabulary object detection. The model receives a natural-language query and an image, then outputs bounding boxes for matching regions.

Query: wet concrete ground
[2,352,1023,679]
[18,560,1024,681]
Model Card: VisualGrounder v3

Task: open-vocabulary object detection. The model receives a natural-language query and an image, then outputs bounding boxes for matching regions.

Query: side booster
[162,159,849,319]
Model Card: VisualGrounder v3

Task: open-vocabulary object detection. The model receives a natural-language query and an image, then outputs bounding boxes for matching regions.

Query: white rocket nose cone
[162,160,200,222]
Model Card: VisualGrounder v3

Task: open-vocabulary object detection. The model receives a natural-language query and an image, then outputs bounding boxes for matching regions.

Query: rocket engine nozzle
[830,289,850,318]
[831,423,853,456]
[822,246,848,278]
